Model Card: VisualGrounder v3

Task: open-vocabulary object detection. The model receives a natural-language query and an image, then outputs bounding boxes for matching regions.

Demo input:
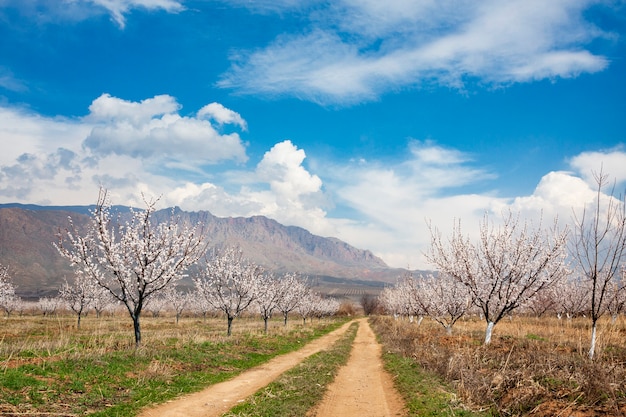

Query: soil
[138,318,405,417]
[308,318,405,417]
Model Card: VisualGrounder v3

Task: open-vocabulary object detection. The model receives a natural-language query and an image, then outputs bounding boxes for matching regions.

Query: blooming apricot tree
[570,169,626,359]
[378,285,403,319]
[427,211,569,344]
[417,273,472,334]
[0,264,18,317]
[56,188,206,347]
[553,275,589,319]
[254,272,285,333]
[274,272,308,326]
[194,246,263,335]
[59,275,101,328]
[163,286,192,324]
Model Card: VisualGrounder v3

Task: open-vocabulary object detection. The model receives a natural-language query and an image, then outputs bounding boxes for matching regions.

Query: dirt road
[308,318,405,417]
[138,321,353,417]
[138,318,405,417]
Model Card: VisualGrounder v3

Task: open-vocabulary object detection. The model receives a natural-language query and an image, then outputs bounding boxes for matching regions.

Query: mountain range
[0,204,405,298]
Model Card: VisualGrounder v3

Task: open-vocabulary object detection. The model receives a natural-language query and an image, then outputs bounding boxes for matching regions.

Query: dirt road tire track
[308,318,405,417]
[137,320,354,417]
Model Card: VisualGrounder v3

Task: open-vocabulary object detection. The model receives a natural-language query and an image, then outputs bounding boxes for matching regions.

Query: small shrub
[336,301,357,316]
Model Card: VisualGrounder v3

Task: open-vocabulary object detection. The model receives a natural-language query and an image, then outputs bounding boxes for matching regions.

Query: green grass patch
[525,333,546,342]
[224,321,359,417]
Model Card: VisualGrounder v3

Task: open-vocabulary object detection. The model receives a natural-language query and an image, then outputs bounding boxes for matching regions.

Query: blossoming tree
[427,211,569,344]
[570,170,626,359]
[194,246,263,335]
[56,188,206,347]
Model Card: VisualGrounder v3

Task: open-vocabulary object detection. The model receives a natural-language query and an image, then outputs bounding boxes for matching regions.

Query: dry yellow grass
[372,314,626,416]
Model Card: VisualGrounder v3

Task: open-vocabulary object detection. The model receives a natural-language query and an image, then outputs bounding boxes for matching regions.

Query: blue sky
[0,0,625,269]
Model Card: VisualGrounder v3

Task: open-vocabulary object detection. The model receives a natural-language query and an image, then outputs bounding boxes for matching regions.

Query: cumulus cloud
[256,140,322,197]
[87,93,180,124]
[496,151,626,271]
[83,94,248,167]
[219,0,613,104]
[569,149,626,185]
[0,106,91,165]
[163,140,329,235]
[197,102,247,130]
[0,99,331,243]
[0,95,248,205]
[316,147,626,269]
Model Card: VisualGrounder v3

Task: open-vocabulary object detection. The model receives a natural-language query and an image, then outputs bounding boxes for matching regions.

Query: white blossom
[427,210,568,344]
[56,188,206,346]
[194,247,262,335]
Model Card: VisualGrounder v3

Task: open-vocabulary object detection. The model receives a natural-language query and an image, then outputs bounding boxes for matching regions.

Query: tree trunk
[445,325,452,335]
[484,321,495,345]
[77,312,82,329]
[264,317,269,334]
[133,315,142,348]
[283,312,288,326]
[588,322,597,360]
[227,315,234,336]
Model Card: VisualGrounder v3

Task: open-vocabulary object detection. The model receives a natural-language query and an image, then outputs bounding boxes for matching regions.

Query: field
[0,309,348,416]
[371,314,626,416]
[3,305,625,417]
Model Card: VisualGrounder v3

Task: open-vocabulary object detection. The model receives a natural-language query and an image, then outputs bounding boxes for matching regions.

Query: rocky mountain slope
[0,204,404,297]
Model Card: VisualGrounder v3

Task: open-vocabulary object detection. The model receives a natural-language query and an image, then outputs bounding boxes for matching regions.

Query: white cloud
[0,95,248,205]
[0,106,91,165]
[83,94,248,167]
[197,102,247,130]
[569,148,626,185]
[319,148,626,270]
[0,67,27,92]
[219,0,613,104]
[86,93,180,124]
[320,141,500,268]
[1,0,184,28]
[0,99,331,243]
[165,140,330,235]
[85,0,185,28]
[256,140,322,197]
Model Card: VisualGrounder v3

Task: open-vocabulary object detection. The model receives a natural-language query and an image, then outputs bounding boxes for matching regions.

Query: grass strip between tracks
[223,321,360,417]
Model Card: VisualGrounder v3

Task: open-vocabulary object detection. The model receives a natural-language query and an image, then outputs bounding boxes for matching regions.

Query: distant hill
[0,204,405,298]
